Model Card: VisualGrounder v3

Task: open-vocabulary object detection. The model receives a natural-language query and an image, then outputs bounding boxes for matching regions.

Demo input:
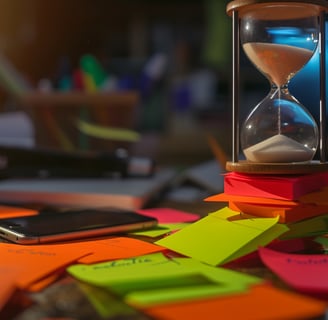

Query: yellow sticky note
[156,207,288,266]
[76,118,140,142]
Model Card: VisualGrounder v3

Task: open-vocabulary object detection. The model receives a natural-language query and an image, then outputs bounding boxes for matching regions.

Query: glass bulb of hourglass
[239,4,319,163]
[242,86,318,162]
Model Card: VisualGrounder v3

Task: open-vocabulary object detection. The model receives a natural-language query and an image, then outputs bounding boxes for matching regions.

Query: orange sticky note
[205,192,299,206]
[0,205,38,218]
[0,266,21,310]
[299,186,328,205]
[0,242,91,290]
[206,191,328,223]
[144,284,327,320]
[0,237,164,291]
[230,201,328,223]
[26,271,64,292]
[76,237,165,264]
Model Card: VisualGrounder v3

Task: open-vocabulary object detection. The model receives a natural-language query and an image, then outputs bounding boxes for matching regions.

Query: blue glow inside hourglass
[240,4,320,163]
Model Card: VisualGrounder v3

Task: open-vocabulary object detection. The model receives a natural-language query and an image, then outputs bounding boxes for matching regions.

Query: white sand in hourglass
[243,42,313,86]
[242,42,315,162]
[244,134,314,162]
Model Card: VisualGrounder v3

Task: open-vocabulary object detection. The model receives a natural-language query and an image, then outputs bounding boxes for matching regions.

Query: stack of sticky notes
[205,171,328,239]
[150,171,328,268]
[223,171,328,201]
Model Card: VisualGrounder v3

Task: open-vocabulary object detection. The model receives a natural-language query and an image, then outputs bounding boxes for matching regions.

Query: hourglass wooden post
[226,0,328,174]
[319,9,327,163]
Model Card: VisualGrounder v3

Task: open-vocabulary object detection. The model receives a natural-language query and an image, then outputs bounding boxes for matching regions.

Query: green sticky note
[314,235,328,249]
[67,253,261,307]
[78,282,142,318]
[156,207,289,266]
[281,214,328,240]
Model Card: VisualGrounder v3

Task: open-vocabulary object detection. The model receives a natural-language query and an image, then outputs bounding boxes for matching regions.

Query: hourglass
[226,0,328,174]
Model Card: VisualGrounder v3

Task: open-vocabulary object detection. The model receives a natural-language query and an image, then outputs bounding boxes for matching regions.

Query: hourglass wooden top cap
[227,0,328,19]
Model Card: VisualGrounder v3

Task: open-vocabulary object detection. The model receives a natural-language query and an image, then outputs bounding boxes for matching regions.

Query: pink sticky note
[137,208,200,223]
[259,247,328,296]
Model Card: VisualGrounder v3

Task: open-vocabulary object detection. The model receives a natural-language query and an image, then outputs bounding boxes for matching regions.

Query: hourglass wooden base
[226,160,328,175]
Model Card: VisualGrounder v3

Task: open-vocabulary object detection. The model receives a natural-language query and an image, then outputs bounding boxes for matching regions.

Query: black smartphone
[0,208,158,244]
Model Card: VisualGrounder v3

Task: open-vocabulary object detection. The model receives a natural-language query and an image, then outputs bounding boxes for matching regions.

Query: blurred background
[0,0,321,167]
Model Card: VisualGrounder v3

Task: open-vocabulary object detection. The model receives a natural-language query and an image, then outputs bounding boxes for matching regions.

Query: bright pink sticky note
[259,247,328,296]
[137,208,200,223]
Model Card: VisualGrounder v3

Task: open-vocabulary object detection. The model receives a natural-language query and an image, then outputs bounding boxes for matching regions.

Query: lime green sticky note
[314,235,328,249]
[226,224,288,264]
[78,282,141,318]
[67,253,262,307]
[124,257,261,306]
[156,207,288,266]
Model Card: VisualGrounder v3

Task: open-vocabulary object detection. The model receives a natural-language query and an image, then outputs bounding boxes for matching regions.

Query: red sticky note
[224,171,328,200]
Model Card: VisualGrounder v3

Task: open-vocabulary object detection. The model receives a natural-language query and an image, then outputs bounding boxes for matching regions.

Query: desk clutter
[0,51,142,153]
[0,168,327,319]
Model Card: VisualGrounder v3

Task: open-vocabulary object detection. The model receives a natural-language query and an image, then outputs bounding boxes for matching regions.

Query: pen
[0,146,155,178]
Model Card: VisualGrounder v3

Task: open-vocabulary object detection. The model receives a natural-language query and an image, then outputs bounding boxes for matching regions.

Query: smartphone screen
[0,208,158,244]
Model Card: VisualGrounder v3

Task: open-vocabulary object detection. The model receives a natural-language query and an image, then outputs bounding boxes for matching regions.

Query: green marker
[80,54,106,88]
